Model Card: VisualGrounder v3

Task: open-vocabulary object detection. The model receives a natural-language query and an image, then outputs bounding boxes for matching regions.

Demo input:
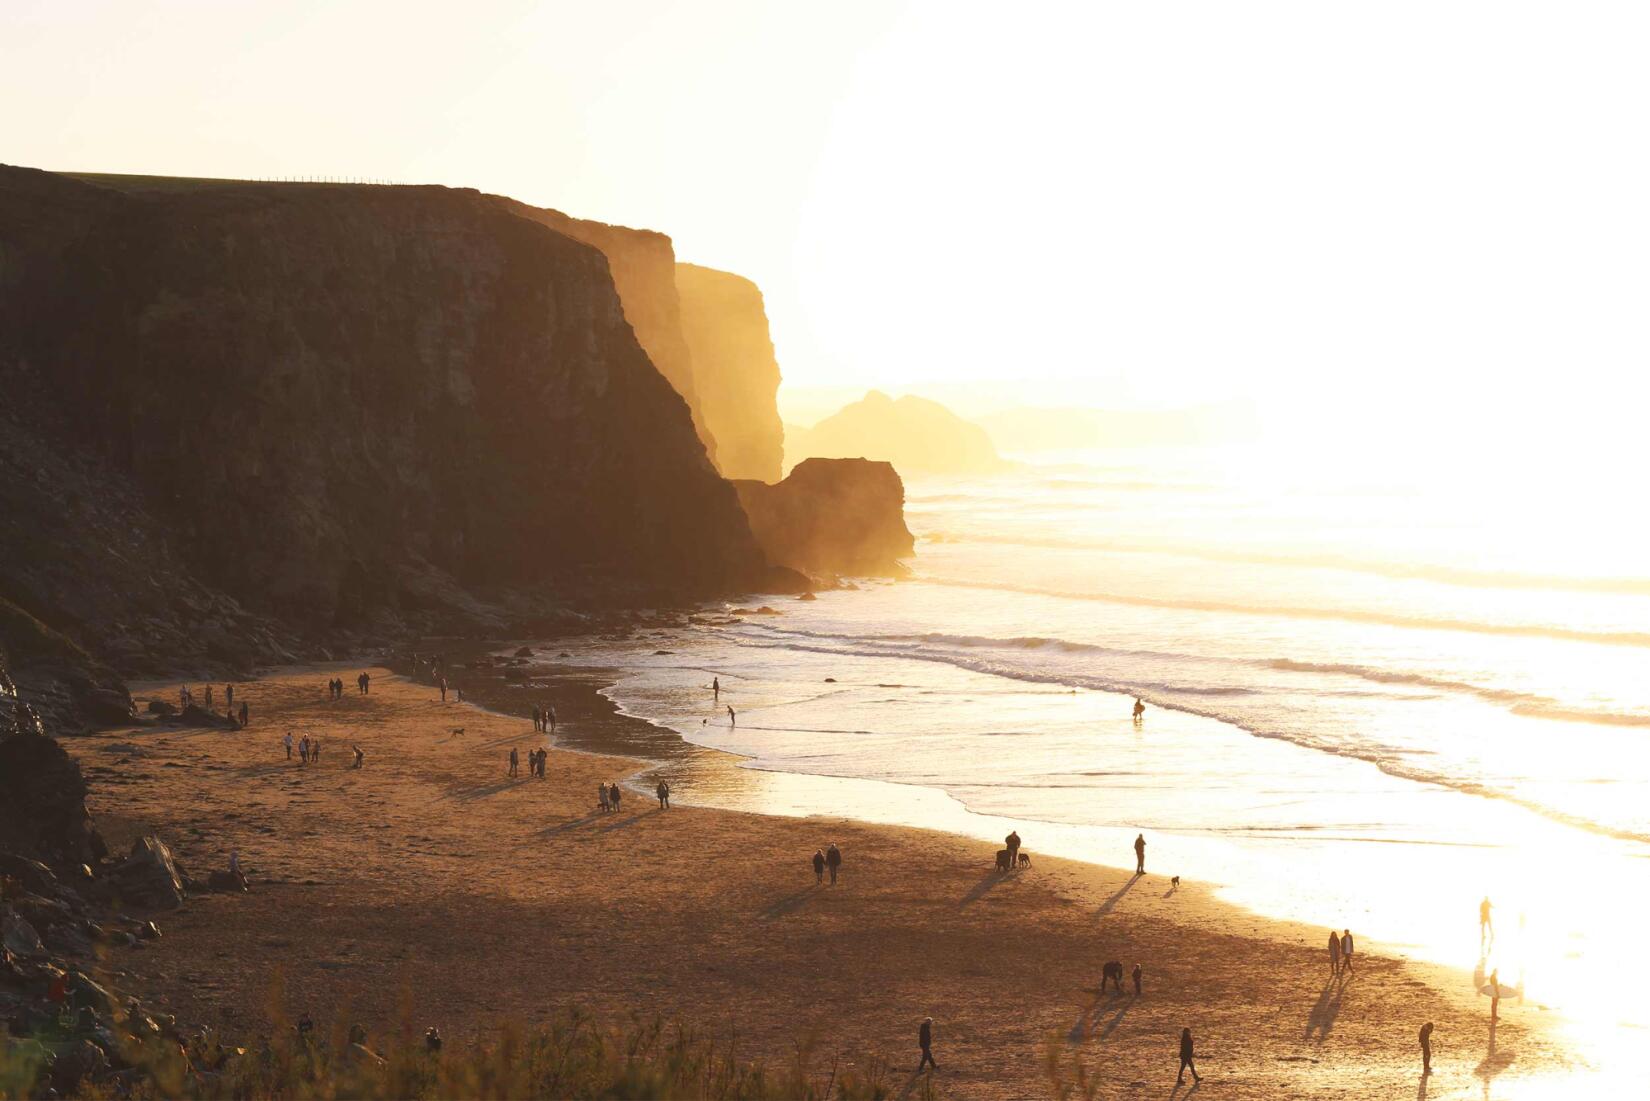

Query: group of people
[1326,928,1357,976]
[531,703,556,733]
[508,746,549,778]
[178,683,250,727]
[810,843,843,884]
[284,731,323,763]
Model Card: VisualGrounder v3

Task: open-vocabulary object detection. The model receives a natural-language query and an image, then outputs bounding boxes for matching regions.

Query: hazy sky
[5,1,1648,460]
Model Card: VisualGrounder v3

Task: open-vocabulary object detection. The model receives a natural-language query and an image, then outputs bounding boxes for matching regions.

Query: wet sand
[69,664,1574,1098]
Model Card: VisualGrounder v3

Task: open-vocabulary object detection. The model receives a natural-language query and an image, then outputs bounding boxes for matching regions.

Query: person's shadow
[1304,975,1346,1041]
[760,886,817,920]
[959,869,1007,907]
[1096,876,1138,917]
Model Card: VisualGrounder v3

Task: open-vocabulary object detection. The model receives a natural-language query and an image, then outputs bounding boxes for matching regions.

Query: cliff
[674,263,785,482]
[0,166,781,697]
[495,199,715,465]
[787,390,1007,475]
[733,459,914,581]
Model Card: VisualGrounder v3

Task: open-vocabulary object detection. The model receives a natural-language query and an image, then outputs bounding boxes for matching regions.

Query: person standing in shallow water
[918,1017,937,1071]
[1134,833,1146,875]
[1177,1028,1201,1084]
[727,705,736,726]
[1133,697,1145,723]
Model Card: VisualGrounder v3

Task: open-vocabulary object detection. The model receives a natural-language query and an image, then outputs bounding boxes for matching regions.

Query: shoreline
[74,660,1580,1097]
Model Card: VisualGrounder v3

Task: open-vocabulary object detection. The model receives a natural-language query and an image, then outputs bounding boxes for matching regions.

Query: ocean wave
[721,628,1650,844]
[907,533,1650,598]
[918,576,1650,649]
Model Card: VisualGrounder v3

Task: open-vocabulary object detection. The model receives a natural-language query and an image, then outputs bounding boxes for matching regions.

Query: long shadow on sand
[959,869,1012,907]
[1304,973,1348,1041]
[1068,992,1133,1042]
[537,811,604,837]
[1096,875,1140,917]
[760,886,819,920]
[447,778,524,802]
[593,807,663,833]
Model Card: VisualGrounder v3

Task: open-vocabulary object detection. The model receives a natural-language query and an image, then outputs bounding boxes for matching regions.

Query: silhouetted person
[205,685,214,710]
[1340,929,1354,973]
[1328,930,1341,976]
[508,747,519,777]
[312,738,321,762]
[1133,963,1143,994]
[547,705,556,733]
[226,685,234,708]
[918,1017,937,1071]
[1177,1028,1201,1084]
[439,677,447,702]
[532,705,542,732]
[284,732,293,760]
[239,701,249,727]
[656,780,670,809]
[1134,833,1146,875]
[609,783,622,812]
[424,1026,441,1054]
[713,676,720,701]
[598,784,610,812]
[300,735,310,764]
[826,842,841,884]
[1419,1021,1433,1075]
[1006,830,1021,867]
[352,745,364,769]
[1133,697,1145,723]
[1489,969,1500,1021]
[358,672,370,695]
[728,705,736,726]
[1479,896,1493,949]
[812,849,826,883]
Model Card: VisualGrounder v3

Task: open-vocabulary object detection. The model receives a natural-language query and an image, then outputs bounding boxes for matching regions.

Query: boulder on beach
[108,836,186,909]
[1,911,46,958]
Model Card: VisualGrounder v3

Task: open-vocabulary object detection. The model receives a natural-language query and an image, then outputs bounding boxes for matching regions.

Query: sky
[4,0,1649,468]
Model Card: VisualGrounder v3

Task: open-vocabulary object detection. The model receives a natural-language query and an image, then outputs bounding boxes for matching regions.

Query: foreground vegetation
[0,1003,938,1100]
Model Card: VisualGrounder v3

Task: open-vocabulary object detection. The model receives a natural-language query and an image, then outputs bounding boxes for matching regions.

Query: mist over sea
[553,446,1650,1072]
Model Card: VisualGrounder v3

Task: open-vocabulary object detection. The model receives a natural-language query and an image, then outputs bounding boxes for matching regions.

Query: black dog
[1101,961,1125,993]
[995,849,1012,873]
[1017,851,1032,868]
[1170,875,1180,888]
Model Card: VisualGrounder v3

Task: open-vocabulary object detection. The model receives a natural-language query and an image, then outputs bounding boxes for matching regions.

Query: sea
[546,445,1650,1089]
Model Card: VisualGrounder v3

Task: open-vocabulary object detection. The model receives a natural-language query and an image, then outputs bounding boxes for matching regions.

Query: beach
[68,663,1572,1099]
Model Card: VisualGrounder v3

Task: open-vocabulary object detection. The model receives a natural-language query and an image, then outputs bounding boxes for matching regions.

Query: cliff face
[674,263,784,482]
[733,459,914,581]
[787,390,1007,475]
[0,166,772,684]
[496,200,714,465]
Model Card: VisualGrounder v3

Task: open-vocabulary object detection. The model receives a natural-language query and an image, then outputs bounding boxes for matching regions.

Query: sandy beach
[67,663,1572,1099]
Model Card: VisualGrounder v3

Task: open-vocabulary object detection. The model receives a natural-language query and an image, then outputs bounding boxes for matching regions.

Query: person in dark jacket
[812,849,826,884]
[918,1017,937,1071]
[1178,1028,1201,1084]
[825,843,842,884]
[1419,1021,1433,1075]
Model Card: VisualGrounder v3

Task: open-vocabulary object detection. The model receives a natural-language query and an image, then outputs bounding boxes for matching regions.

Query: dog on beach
[449,727,465,736]
[1101,961,1125,993]
[1016,851,1032,868]
[1171,875,1180,888]
[995,849,1012,873]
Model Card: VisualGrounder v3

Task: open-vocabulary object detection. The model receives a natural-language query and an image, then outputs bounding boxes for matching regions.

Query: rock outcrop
[733,459,915,581]
[675,263,785,482]
[496,199,714,464]
[0,647,108,870]
[0,166,780,696]
[787,390,1007,475]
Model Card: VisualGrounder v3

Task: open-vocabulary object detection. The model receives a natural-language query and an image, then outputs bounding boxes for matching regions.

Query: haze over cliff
[675,263,785,482]
[786,390,1007,475]
[0,166,809,700]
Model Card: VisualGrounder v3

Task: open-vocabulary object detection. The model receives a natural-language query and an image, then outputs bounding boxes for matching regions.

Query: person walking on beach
[656,780,671,809]
[205,685,214,710]
[1480,896,1494,950]
[826,842,842,885]
[284,732,293,760]
[1006,830,1022,868]
[1133,697,1145,724]
[713,676,720,702]
[312,738,321,762]
[1133,963,1143,995]
[359,671,370,695]
[532,705,542,733]
[299,735,310,764]
[352,745,364,769]
[1340,929,1355,974]
[728,705,736,726]
[918,1017,937,1071]
[226,685,234,709]
[1327,930,1342,976]
[1419,1021,1434,1075]
[609,783,622,812]
[813,849,826,884]
[547,705,556,733]
[438,677,447,703]
[508,747,519,777]
[1177,1028,1201,1084]
[599,784,610,813]
[1134,833,1147,875]
[239,701,249,727]
[1489,969,1501,1021]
